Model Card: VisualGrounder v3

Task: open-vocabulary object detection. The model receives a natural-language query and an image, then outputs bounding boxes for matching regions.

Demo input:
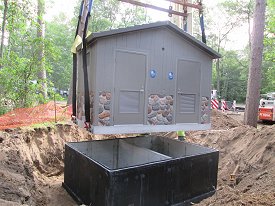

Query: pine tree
[244,0,266,127]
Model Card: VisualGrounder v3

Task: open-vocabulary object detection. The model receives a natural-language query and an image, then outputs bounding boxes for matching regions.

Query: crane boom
[118,0,206,43]
[163,0,202,10]
[119,0,188,17]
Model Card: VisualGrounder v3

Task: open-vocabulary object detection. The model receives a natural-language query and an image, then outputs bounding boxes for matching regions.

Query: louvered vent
[119,91,140,113]
[178,94,195,113]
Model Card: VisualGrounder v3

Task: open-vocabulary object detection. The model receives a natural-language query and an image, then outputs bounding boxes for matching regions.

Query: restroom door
[114,51,146,125]
[176,60,201,123]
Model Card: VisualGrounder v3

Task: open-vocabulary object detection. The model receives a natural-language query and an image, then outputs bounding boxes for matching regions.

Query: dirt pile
[0,109,274,205]
[0,124,92,206]
[210,109,241,130]
[0,123,131,206]
[188,124,275,205]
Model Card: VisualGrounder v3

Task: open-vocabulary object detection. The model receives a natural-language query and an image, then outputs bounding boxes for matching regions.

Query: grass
[25,121,68,129]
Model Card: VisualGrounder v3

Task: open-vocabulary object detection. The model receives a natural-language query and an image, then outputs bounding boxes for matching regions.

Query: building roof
[85,21,221,59]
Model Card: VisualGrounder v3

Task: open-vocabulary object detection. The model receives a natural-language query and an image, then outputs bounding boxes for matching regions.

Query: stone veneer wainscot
[98,91,111,126]
[147,94,173,125]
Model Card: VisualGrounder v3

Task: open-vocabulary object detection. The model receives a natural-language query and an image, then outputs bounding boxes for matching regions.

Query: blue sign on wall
[168,72,174,80]
[150,69,157,78]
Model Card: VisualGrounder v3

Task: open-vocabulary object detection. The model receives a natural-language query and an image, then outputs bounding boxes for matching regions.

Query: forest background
[0,0,274,115]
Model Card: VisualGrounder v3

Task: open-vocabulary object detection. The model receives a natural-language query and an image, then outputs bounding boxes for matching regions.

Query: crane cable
[183,0,188,32]
[82,0,94,129]
[71,0,84,121]
[198,0,206,44]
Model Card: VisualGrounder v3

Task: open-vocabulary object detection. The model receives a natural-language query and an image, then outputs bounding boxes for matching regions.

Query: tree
[83,0,151,32]
[261,0,275,93]
[222,0,254,51]
[201,4,242,97]
[0,0,8,59]
[118,5,150,28]
[45,13,74,91]
[244,0,266,127]
[0,0,56,113]
[37,0,47,98]
[219,50,248,102]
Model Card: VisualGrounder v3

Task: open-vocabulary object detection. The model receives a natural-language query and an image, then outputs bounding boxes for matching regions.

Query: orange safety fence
[0,101,72,130]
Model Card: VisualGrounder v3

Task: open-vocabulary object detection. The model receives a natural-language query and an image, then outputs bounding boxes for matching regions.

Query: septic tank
[63,136,218,206]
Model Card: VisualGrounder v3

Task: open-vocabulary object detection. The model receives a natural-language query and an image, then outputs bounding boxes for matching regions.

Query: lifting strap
[184,22,187,32]
[72,0,84,119]
[199,12,206,44]
[183,0,188,32]
[82,0,94,126]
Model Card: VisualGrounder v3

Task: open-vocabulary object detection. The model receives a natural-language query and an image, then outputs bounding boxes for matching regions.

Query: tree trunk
[216,59,220,97]
[244,0,266,127]
[216,41,221,98]
[248,13,251,53]
[37,0,47,98]
[247,0,253,54]
[0,0,8,60]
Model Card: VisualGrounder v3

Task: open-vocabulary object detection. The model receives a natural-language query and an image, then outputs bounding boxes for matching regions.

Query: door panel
[119,90,140,113]
[176,60,201,123]
[114,51,146,125]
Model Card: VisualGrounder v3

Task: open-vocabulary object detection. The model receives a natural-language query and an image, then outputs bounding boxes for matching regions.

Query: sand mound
[0,109,274,206]
[0,123,131,205]
[0,124,92,205]
[188,125,275,205]
[211,109,240,130]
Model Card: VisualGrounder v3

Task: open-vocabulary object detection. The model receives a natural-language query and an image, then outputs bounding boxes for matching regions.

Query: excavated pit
[63,136,219,206]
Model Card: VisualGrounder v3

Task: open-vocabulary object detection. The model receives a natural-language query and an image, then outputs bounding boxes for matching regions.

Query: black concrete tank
[63,136,219,206]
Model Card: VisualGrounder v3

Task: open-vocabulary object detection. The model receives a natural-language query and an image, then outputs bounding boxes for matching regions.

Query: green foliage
[0,51,40,108]
[219,50,248,102]
[206,0,274,102]
[0,0,56,113]
[0,0,152,115]
[1,0,272,114]
[89,0,119,32]
[45,13,74,91]
[117,5,150,28]
[72,0,151,33]
[202,2,249,102]
[262,0,275,94]
[0,1,38,110]
[221,0,254,22]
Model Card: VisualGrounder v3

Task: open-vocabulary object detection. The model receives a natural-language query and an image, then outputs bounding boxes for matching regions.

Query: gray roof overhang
[80,21,221,59]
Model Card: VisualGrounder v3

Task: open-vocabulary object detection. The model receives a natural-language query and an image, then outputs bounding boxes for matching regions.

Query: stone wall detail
[201,96,210,124]
[76,93,94,124]
[98,91,111,126]
[147,95,173,125]
[76,93,84,120]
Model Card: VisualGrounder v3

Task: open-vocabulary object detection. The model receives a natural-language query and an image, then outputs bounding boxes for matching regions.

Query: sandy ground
[0,110,274,205]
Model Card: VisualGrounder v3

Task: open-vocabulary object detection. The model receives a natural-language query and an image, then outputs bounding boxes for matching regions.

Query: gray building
[76,21,221,134]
